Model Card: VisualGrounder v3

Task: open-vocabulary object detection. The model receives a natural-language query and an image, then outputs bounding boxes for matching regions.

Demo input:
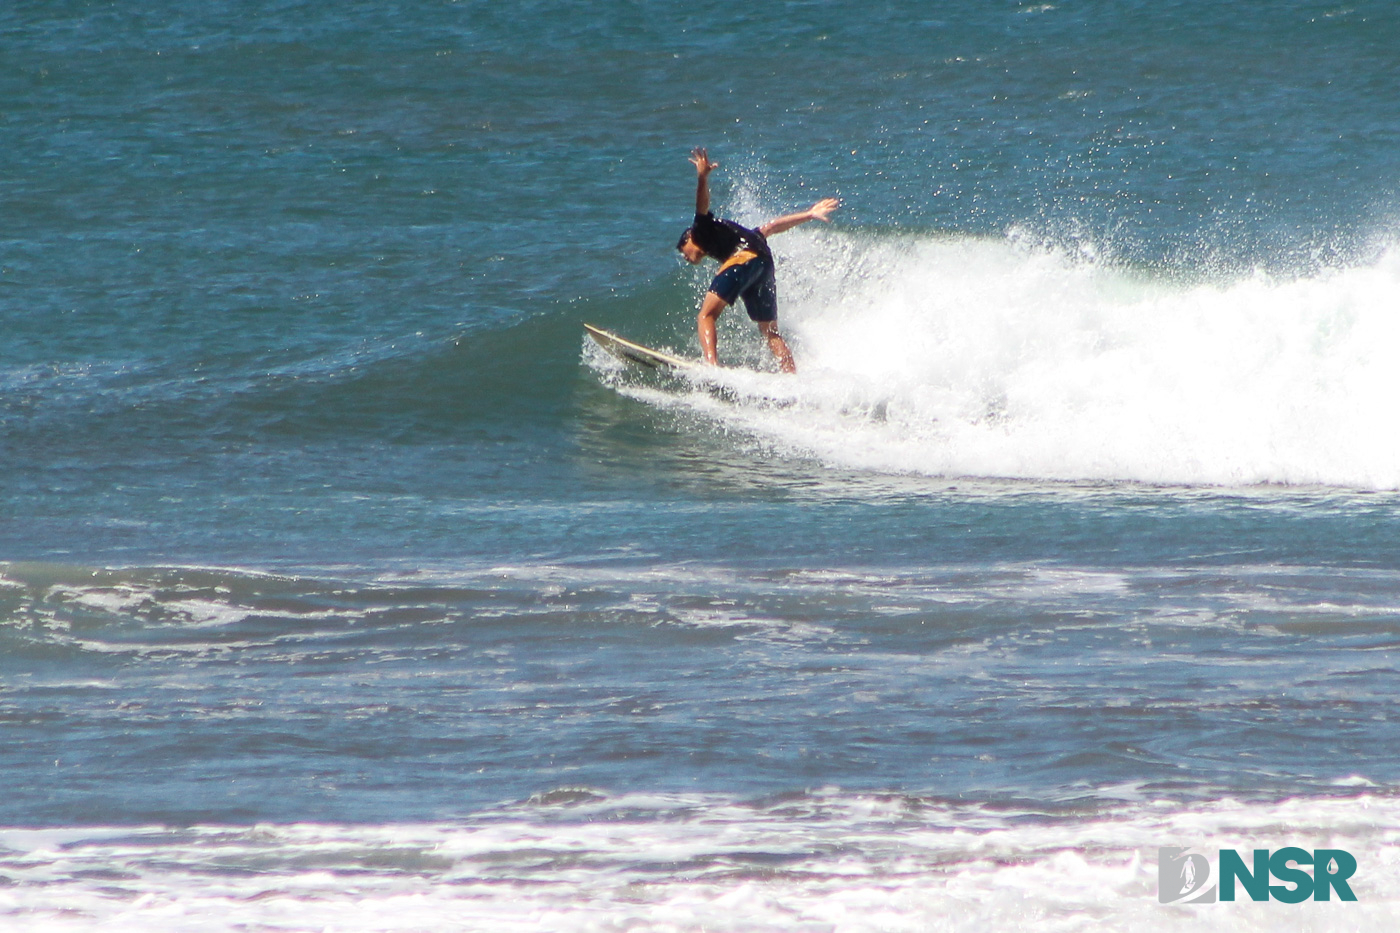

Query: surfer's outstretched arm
[758,198,841,237]
[690,147,718,216]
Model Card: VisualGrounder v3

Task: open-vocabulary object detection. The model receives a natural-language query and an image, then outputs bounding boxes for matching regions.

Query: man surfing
[677,148,839,373]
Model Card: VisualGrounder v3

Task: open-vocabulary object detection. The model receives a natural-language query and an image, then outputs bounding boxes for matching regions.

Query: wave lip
[606,231,1400,491]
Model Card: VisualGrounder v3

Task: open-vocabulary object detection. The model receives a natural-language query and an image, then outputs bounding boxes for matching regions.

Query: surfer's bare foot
[758,321,796,373]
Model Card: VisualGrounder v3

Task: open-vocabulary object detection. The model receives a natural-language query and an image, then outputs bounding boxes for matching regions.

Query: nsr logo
[1158,847,1358,904]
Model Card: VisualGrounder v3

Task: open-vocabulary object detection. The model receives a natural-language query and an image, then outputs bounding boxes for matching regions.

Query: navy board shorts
[708,253,778,322]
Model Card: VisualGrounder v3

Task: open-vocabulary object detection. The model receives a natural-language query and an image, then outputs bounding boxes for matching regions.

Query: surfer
[677,147,839,373]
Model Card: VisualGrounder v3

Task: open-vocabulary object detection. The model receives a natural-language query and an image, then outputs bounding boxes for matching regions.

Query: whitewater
[598,227,1400,490]
[4,794,1399,932]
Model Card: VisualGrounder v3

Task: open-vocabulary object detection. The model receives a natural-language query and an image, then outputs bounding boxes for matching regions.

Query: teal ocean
[5,1,1400,928]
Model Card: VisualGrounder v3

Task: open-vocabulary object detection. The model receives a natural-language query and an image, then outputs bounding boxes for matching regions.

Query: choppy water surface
[6,0,1400,928]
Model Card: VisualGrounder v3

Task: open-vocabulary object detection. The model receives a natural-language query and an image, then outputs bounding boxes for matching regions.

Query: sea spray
[602,230,1400,490]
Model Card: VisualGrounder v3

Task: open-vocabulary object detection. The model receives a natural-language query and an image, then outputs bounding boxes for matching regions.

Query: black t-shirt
[691,212,772,262]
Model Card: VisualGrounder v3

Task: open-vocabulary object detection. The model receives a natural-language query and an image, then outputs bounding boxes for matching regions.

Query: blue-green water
[4,2,1400,928]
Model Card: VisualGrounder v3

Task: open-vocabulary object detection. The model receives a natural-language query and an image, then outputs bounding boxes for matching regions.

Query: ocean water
[5,0,1400,928]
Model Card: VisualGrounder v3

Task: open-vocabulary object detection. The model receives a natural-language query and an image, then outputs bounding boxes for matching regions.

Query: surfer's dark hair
[676,228,693,251]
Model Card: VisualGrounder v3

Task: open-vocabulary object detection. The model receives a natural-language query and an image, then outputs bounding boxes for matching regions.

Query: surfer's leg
[756,320,796,374]
[702,260,758,366]
[697,290,729,365]
[741,263,793,373]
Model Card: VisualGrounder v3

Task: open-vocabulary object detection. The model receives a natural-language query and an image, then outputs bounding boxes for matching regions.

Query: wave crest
[620,230,1400,489]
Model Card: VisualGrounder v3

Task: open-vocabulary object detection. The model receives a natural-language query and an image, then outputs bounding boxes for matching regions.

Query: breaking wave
[594,228,1400,490]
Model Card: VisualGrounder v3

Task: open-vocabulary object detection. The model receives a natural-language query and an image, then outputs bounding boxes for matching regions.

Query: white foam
[618,230,1400,490]
[1,792,1397,931]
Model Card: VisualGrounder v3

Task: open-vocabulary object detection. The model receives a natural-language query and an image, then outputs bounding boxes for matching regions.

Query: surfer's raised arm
[690,147,718,216]
[758,198,841,238]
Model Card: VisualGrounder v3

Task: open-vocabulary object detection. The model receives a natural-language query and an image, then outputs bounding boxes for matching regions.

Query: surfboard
[584,323,697,371]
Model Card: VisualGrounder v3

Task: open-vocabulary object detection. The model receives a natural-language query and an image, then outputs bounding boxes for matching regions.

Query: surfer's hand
[690,147,718,177]
[808,198,841,222]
